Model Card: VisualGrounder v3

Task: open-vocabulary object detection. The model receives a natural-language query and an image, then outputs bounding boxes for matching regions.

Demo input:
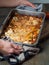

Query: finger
[4,54,11,56]
[11,43,22,50]
[16,45,22,50]
[3,51,12,56]
[14,49,23,54]
[22,1,36,8]
[14,50,20,54]
[8,48,14,53]
[14,50,21,54]
[11,43,17,49]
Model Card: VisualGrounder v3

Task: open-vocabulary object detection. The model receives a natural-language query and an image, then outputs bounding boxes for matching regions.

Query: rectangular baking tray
[0,9,46,46]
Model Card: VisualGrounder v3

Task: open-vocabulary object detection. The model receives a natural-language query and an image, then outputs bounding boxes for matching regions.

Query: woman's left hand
[0,0,35,8]
[16,0,35,8]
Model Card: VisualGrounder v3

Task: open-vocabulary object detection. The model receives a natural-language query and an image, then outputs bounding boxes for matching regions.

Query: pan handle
[16,4,43,12]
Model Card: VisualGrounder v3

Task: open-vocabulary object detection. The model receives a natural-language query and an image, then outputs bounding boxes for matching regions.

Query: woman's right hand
[0,39,22,56]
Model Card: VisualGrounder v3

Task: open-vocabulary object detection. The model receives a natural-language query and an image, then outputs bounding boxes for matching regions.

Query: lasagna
[2,13,42,44]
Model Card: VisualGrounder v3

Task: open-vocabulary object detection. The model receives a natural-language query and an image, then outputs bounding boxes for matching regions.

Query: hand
[0,39,22,56]
[16,0,35,8]
[0,0,35,8]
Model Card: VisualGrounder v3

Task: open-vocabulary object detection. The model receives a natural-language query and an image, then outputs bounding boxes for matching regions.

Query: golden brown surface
[3,13,42,44]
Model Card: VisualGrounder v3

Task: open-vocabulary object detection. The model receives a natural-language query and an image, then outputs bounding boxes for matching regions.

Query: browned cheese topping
[4,13,42,44]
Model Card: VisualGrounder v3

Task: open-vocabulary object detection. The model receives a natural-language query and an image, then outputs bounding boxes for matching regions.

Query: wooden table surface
[0,4,49,65]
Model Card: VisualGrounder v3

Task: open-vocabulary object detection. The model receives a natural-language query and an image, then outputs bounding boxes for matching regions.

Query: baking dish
[0,9,46,46]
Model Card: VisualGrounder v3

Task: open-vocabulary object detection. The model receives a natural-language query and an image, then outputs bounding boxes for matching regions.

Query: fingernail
[17,45,22,49]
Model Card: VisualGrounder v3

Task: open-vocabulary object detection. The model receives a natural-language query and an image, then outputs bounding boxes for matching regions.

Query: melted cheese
[4,13,42,44]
